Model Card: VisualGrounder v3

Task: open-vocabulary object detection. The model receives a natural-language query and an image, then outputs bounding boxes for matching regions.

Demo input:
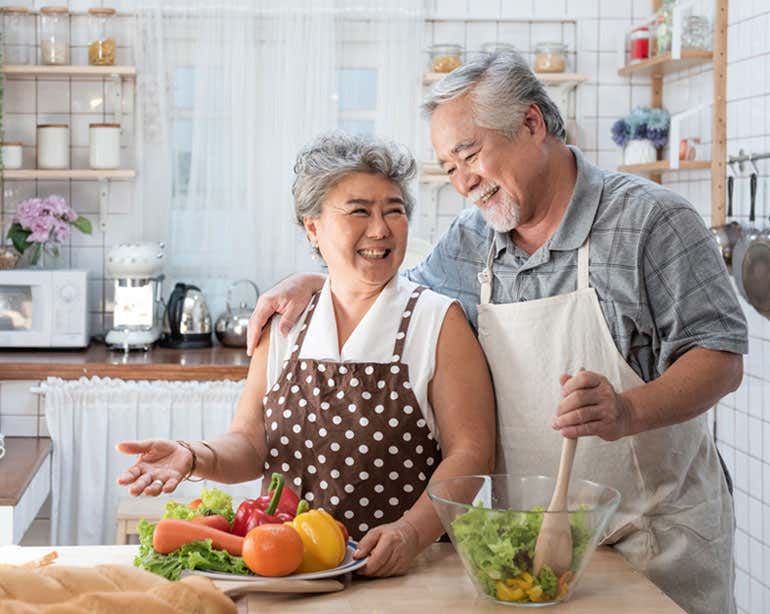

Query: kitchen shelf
[423,71,589,87]
[617,50,712,77]
[0,65,136,79]
[617,160,712,173]
[1,169,136,181]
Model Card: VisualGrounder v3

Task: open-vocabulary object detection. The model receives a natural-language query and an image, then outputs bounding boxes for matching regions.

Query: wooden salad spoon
[533,435,577,577]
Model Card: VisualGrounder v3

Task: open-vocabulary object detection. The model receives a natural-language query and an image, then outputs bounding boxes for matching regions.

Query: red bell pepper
[231,473,299,537]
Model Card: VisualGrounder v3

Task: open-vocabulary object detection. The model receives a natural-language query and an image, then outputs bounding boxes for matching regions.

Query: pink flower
[28,216,53,243]
[52,219,71,243]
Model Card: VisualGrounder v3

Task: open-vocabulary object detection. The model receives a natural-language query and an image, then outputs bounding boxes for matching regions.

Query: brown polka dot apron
[262,286,441,540]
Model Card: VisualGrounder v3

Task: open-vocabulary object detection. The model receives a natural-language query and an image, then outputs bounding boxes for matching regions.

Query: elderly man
[247,50,746,613]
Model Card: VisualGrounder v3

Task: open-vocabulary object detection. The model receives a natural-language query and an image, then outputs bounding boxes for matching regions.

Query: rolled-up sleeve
[642,201,748,372]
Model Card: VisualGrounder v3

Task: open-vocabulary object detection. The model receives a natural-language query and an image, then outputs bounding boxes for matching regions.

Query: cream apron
[477,236,735,614]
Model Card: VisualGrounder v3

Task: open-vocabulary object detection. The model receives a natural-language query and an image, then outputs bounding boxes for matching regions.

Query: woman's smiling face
[304,172,409,290]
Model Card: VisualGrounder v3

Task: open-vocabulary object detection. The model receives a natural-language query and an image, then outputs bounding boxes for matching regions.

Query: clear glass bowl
[427,475,621,607]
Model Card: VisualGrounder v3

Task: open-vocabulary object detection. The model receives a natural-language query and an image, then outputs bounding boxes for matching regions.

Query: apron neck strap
[391,286,426,361]
[577,237,591,290]
[290,292,320,359]
[478,237,497,305]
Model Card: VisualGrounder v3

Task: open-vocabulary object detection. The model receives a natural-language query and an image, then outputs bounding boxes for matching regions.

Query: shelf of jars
[617,160,711,174]
[0,65,136,79]
[617,50,712,77]
[0,169,136,181]
[423,71,589,87]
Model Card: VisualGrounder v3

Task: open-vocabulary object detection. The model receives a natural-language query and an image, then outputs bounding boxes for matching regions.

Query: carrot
[152,518,243,556]
[191,514,231,533]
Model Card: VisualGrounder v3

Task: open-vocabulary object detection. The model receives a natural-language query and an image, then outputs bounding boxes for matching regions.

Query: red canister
[630,27,650,62]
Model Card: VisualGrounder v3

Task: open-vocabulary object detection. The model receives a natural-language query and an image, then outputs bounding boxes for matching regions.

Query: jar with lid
[654,0,675,56]
[629,27,651,62]
[682,15,710,51]
[40,6,69,65]
[1,7,33,64]
[37,124,69,169]
[427,44,463,73]
[88,7,117,66]
[1,142,24,169]
[534,42,567,73]
[89,123,121,169]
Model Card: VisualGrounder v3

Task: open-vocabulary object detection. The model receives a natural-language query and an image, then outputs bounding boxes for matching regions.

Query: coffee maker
[105,242,165,351]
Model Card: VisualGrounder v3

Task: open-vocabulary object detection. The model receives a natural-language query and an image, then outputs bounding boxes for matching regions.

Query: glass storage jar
[89,123,121,169]
[88,7,117,66]
[534,42,567,73]
[40,6,69,65]
[1,142,24,169]
[1,6,33,64]
[427,44,463,73]
[654,0,675,55]
[682,15,710,51]
[37,124,69,169]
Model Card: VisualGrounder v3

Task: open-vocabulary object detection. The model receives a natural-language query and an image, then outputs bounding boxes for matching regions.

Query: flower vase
[623,139,657,166]
[15,245,63,270]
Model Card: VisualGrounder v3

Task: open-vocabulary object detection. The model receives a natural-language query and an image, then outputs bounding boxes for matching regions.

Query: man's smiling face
[430,94,542,233]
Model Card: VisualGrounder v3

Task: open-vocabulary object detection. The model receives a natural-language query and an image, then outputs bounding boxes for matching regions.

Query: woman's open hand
[116,439,192,496]
[353,518,422,577]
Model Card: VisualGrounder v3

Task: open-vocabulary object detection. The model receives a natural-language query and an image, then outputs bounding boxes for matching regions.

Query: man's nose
[452,166,480,197]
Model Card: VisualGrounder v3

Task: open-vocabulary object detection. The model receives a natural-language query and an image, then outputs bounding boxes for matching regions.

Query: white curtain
[136,1,424,316]
[44,377,258,546]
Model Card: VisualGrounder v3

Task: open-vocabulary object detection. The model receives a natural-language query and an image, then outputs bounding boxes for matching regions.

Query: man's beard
[479,190,521,233]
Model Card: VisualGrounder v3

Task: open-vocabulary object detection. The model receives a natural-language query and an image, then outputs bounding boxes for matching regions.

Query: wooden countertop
[0,544,684,613]
[0,437,52,506]
[0,343,250,381]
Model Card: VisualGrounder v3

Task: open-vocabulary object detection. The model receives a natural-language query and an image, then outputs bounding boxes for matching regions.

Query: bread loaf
[0,565,235,614]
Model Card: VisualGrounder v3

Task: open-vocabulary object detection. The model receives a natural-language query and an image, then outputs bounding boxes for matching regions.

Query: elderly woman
[117,132,495,577]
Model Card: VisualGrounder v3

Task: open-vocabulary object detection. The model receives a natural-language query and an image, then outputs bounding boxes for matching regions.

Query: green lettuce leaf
[161,487,235,523]
[135,519,250,581]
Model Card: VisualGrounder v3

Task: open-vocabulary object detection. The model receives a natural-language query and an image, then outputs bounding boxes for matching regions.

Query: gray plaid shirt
[408,146,748,382]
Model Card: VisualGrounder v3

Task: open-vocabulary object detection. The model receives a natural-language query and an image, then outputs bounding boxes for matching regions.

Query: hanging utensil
[742,169,770,318]
[709,163,742,273]
[732,169,759,300]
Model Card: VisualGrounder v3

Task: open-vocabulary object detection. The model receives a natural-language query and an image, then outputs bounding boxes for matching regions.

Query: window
[172,65,194,195]
[336,67,377,136]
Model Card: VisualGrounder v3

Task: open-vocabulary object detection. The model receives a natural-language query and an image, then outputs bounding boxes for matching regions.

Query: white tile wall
[1,7,138,340]
[657,4,770,611]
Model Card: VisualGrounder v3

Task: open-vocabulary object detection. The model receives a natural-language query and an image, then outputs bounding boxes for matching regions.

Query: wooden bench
[115,496,245,544]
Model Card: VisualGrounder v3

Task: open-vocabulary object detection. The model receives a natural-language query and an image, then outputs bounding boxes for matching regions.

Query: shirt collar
[491,145,605,257]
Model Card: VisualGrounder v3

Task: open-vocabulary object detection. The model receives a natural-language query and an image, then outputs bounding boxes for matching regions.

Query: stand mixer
[105,242,165,351]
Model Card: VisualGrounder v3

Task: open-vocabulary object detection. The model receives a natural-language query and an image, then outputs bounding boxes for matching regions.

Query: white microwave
[0,270,89,348]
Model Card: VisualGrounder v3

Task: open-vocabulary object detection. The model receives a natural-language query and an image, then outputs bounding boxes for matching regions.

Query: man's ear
[523,103,546,138]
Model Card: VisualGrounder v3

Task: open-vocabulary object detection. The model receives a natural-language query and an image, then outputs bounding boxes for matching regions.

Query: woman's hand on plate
[115,439,192,496]
[353,518,421,577]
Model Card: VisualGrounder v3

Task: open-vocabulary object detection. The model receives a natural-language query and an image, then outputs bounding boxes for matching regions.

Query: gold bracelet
[199,440,219,474]
[176,440,204,483]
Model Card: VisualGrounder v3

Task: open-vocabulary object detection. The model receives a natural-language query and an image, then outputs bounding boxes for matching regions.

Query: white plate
[189,542,368,581]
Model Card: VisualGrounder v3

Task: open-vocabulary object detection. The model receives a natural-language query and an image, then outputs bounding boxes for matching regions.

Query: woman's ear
[303,217,319,248]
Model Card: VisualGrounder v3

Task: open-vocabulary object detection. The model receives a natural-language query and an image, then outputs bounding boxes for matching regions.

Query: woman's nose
[368,213,391,238]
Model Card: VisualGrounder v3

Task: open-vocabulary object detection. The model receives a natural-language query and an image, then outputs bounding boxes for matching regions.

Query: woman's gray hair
[421,49,566,141]
[292,132,417,226]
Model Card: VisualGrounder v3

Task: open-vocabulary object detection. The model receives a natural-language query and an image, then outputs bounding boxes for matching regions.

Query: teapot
[215,279,260,347]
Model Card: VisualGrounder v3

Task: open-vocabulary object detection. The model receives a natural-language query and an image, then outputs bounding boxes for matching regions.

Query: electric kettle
[159,282,213,349]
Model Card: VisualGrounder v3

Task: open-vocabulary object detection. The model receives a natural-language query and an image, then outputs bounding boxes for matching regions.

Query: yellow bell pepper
[496,581,525,602]
[526,585,544,602]
[286,508,346,573]
[504,572,534,591]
